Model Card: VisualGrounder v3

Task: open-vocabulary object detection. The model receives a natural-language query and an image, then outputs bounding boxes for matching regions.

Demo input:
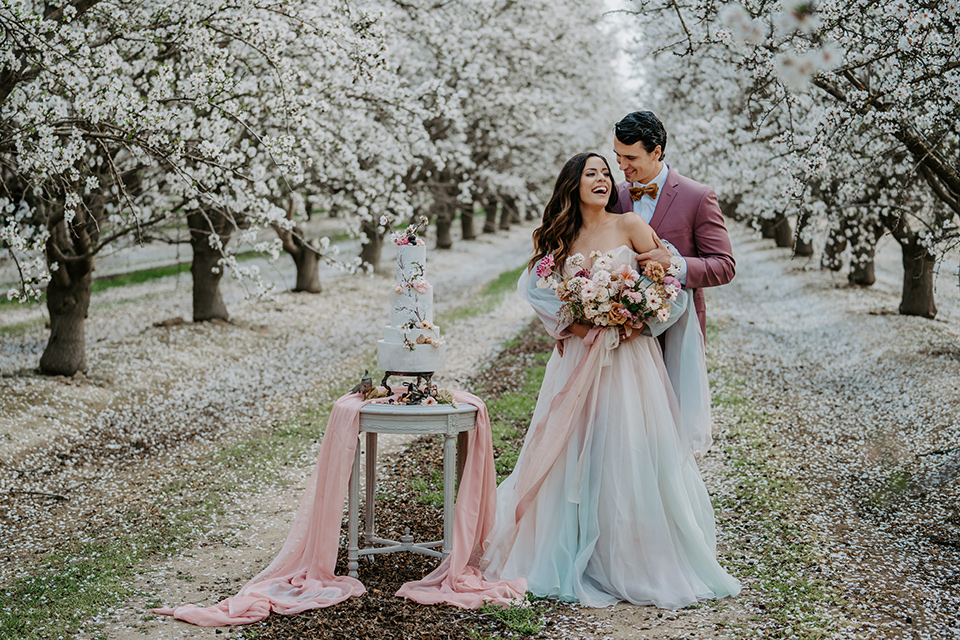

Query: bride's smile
[579,156,612,209]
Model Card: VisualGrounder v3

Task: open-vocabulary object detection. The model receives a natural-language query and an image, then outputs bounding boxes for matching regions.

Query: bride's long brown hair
[530,152,620,270]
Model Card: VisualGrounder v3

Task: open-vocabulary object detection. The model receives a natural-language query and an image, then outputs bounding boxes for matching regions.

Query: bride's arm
[518,265,572,340]
[620,212,657,254]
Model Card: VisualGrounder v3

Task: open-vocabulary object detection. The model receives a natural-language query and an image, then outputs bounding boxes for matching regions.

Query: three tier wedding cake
[376,226,446,375]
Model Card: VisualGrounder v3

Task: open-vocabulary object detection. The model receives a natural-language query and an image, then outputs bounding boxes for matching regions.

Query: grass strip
[0,246,289,309]
[438,264,526,325]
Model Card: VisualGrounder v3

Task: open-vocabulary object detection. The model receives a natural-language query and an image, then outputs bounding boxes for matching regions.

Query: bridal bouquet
[536,251,682,329]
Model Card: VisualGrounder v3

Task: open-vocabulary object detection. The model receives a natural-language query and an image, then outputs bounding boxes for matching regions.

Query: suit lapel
[617,182,632,214]
[649,168,678,232]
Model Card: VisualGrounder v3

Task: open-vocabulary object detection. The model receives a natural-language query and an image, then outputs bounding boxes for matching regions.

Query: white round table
[347,401,478,578]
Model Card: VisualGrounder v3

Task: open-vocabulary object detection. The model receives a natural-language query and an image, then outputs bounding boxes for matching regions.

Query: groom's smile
[614,138,664,185]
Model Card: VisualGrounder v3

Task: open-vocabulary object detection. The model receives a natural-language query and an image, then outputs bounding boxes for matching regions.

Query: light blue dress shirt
[631,164,688,285]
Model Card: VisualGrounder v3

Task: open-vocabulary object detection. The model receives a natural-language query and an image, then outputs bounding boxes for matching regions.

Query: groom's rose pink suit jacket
[616,168,735,336]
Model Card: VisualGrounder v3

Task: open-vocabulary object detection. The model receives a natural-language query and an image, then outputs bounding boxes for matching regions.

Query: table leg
[365,432,377,547]
[347,437,361,578]
[443,433,456,556]
[456,431,469,488]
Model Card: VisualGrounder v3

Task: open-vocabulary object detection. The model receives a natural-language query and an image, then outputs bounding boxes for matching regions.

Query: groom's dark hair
[614,111,667,161]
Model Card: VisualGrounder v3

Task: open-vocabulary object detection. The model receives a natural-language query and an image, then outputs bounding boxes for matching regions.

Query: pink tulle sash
[153,390,525,626]
[512,326,609,523]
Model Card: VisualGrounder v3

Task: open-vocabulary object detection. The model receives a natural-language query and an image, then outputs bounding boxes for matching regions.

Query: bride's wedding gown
[481,245,740,608]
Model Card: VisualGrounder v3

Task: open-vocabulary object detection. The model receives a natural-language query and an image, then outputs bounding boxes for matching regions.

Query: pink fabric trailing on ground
[153,390,524,627]
[395,390,526,607]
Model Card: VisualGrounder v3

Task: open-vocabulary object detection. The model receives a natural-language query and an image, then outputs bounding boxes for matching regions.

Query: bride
[480,152,741,608]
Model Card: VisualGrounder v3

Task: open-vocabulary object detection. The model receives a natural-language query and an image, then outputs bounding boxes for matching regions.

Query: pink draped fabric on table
[153,390,525,627]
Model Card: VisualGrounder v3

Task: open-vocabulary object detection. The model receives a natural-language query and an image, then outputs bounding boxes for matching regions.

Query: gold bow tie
[629,183,658,201]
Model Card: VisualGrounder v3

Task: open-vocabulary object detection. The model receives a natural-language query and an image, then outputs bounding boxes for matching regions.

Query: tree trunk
[793,215,814,257]
[188,211,230,322]
[847,223,883,287]
[718,197,743,222]
[507,196,521,225]
[759,218,775,239]
[291,238,323,293]
[436,214,453,249]
[498,195,515,231]
[525,201,537,221]
[460,204,476,240]
[432,195,454,249]
[772,213,793,248]
[821,224,847,272]
[40,203,96,376]
[40,264,92,376]
[761,214,792,248]
[273,204,322,293]
[794,236,814,257]
[360,219,384,273]
[848,254,876,286]
[482,196,498,234]
[899,239,937,318]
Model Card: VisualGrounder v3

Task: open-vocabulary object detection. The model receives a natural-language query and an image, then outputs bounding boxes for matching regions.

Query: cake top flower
[391,215,429,246]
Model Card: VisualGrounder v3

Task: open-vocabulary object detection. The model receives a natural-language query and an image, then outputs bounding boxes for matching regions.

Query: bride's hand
[558,322,593,357]
[617,324,644,344]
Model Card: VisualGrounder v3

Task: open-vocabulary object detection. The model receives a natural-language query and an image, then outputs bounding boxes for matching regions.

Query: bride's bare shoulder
[616,213,656,253]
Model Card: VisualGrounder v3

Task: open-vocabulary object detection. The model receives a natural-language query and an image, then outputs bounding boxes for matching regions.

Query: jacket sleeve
[684,188,735,289]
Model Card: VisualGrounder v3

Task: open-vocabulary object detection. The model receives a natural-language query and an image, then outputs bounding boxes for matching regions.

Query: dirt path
[707,227,960,639]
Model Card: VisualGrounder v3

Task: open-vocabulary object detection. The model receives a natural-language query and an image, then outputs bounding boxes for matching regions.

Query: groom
[613,111,735,339]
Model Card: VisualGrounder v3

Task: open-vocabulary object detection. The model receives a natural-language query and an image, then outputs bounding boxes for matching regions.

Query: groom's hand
[636,235,673,270]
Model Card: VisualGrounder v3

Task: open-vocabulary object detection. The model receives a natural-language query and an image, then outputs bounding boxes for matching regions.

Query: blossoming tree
[2,0,626,376]
[0,0,384,373]
[623,0,959,317]
[377,0,623,254]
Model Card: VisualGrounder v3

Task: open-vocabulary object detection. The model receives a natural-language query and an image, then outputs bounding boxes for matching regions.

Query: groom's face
[614,138,662,185]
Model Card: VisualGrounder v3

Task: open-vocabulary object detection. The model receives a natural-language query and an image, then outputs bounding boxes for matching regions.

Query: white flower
[567,253,585,269]
[645,289,662,309]
[656,307,670,323]
[668,256,684,277]
[593,254,614,271]
[581,280,598,301]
